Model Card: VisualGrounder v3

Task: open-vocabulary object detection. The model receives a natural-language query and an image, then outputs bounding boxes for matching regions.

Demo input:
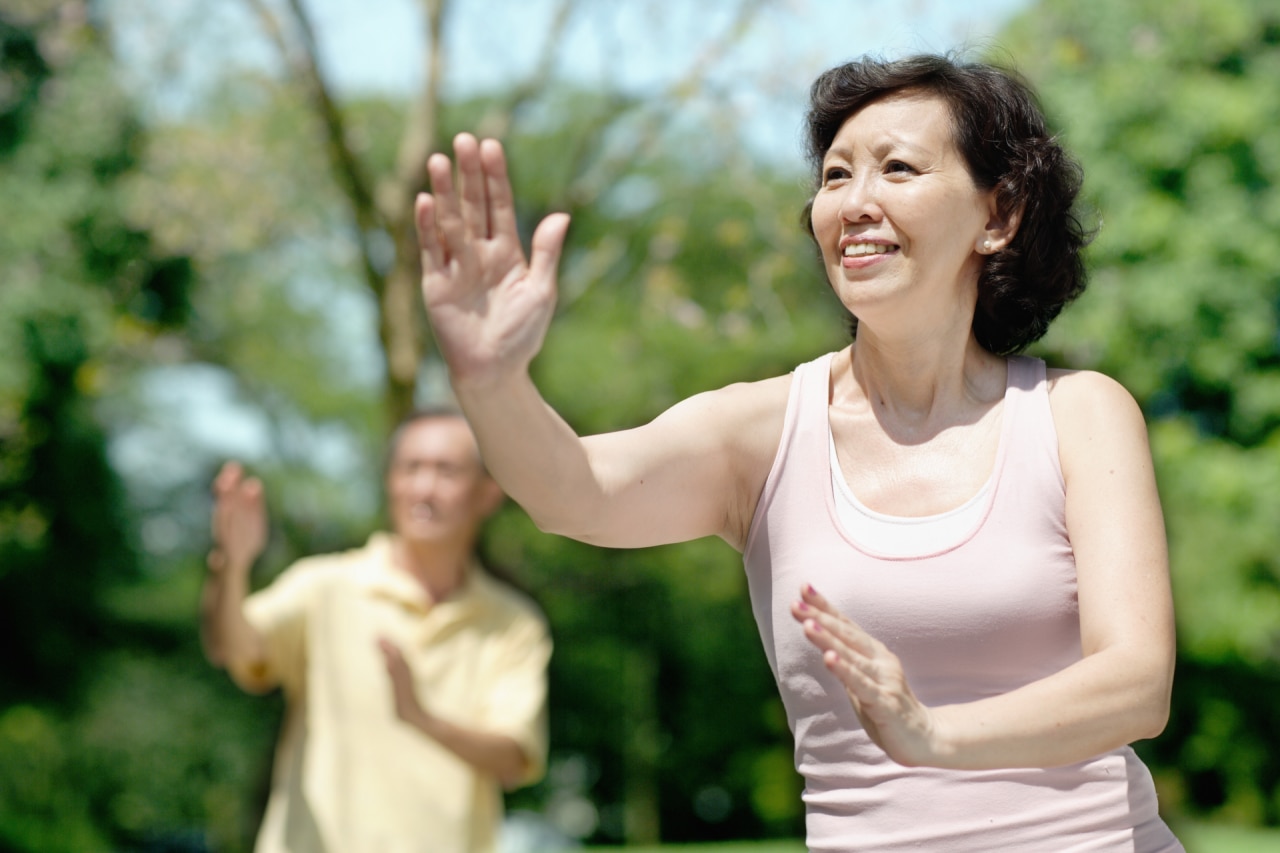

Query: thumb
[529,212,570,285]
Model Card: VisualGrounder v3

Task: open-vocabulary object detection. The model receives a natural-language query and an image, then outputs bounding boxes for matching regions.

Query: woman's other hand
[791,584,950,767]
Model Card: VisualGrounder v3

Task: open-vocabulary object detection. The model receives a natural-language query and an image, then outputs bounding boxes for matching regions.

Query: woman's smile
[841,238,901,268]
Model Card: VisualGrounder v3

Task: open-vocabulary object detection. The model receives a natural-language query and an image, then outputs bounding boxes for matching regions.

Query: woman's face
[809,91,996,329]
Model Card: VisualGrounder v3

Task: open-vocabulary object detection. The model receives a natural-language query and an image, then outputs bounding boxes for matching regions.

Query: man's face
[385,417,500,546]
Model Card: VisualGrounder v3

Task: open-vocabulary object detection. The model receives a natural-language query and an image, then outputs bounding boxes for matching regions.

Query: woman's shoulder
[706,349,840,413]
[1044,367,1141,414]
[657,366,794,426]
[708,370,795,411]
[1043,367,1150,467]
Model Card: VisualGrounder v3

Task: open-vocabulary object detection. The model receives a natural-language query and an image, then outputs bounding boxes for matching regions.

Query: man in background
[200,408,551,853]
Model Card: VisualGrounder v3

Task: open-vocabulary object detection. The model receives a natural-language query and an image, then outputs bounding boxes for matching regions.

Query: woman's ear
[978,196,1024,254]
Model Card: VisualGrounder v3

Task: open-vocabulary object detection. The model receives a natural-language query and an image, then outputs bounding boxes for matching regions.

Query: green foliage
[1013,0,1280,444]
[0,11,147,708]
[0,9,276,850]
[1005,0,1280,823]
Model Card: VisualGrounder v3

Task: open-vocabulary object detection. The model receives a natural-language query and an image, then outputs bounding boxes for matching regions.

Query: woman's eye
[886,160,915,174]
[822,167,849,184]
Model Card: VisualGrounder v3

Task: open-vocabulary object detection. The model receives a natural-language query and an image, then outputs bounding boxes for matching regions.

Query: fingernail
[807,619,822,634]
[796,601,809,613]
[804,584,816,596]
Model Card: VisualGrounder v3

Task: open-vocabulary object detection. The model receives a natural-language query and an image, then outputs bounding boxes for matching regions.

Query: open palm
[210,461,268,570]
[416,133,570,383]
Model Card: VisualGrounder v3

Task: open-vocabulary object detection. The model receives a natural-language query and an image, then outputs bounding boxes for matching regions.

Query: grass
[584,820,1280,853]
[1175,819,1280,853]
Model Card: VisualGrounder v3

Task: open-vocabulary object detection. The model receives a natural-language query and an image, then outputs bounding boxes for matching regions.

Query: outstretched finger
[426,152,469,265]
[415,193,446,275]
[480,138,520,245]
[453,133,489,238]
[529,213,571,287]
[426,151,458,218]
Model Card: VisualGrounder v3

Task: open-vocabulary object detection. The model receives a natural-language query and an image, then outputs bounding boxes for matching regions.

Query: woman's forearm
[927,648,1173,770]
[453,370,607,540]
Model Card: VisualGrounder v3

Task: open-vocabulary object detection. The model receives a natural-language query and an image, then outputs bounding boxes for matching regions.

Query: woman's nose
[838,173,880,223]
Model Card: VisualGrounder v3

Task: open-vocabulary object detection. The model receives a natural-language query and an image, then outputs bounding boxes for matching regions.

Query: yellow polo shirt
[240,533,551,853]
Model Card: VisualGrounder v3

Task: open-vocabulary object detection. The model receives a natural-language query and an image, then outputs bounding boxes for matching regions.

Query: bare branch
[383,0,446,219]
[475,0,578,140]
[564,0,769,209]
[243,0,388,295]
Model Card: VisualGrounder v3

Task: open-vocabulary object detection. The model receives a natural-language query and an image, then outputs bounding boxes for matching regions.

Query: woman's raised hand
[416,133,571,384]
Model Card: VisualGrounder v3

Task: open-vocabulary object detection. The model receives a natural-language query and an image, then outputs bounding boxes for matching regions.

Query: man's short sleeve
[241,559,332,693]
[482,607,553,786]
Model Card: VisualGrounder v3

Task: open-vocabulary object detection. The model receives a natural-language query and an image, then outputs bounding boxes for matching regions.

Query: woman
[416,54,1181,851]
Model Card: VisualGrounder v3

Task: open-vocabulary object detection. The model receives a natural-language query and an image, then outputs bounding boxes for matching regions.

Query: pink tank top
[743,352,1182,852]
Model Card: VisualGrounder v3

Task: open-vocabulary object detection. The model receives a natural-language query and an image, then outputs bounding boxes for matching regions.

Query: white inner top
[829,425,990,556]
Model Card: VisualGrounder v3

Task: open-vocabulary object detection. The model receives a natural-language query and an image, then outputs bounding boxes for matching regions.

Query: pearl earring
[982,239,993,252]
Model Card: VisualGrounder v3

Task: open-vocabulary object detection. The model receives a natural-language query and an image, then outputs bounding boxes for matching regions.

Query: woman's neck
[840,333,1005,436]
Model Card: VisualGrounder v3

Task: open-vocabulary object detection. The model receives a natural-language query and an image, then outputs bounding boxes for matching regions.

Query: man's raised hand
[209,462,268,575]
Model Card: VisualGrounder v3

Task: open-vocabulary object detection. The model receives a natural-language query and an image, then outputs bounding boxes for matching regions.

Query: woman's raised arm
[417,134,787,551]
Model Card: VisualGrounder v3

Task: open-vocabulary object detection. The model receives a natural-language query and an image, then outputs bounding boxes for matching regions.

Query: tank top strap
[791,352,840,514]
[1004,355,1065,490]
[744,351,835,557]
[794,350,836,462]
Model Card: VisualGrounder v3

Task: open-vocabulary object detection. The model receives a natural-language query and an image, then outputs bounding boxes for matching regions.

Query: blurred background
[2,0,1279,850]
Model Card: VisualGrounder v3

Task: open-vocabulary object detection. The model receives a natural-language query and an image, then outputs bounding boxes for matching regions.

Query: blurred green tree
[0,5,277,851]
[1007,0,1280,825]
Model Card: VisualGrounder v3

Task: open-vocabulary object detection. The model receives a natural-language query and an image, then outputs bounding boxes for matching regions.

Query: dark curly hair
[802,54,1092,355]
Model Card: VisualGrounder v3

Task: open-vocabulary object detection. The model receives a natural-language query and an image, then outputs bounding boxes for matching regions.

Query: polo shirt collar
[359,532,497,618]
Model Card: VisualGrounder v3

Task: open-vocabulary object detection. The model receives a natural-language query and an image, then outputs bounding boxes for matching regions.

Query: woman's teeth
[844,242,894,257]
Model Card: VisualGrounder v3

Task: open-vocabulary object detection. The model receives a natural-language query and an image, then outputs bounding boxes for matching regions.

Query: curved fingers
[791,584,938,762]
[793,584,878,656]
